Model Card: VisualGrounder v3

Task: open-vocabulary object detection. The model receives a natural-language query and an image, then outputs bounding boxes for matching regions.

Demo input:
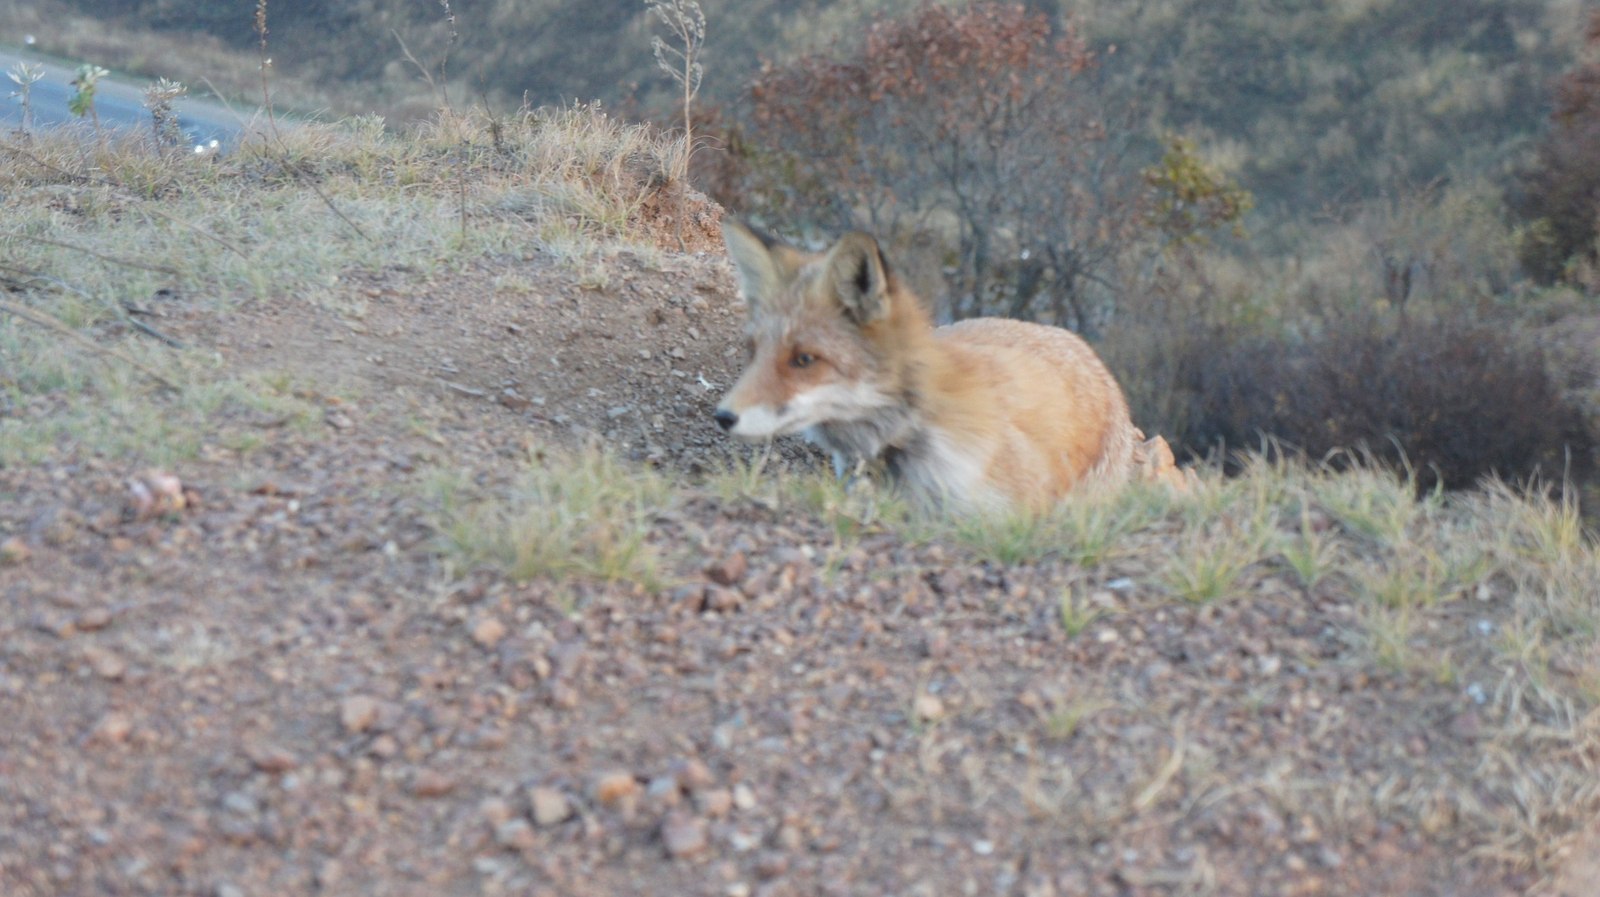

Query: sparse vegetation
[430,447,676,589]
[3,3,1600,894]
[1510,9,1600,288]
[5,61,44,135]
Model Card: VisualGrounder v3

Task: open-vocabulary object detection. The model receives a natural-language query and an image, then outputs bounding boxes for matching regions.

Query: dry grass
[1,108,695,464]
[428,447,678,592]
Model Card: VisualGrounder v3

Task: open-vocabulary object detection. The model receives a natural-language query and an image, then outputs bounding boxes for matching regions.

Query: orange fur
[715,220,1175,511]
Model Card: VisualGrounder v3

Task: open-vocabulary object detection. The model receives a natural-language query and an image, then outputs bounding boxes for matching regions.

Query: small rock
[495,818,537,851]
[339,695,380,734]
[913,693,946,723]
[368,734,400,759]
[410,769,456,798]
[732,783,757,811]
[470,616,508,648]
[220,791,260,816]
[479,797,514,828]
[661,810,709,859]
[0,536,29,565]
[529,786,570,826]
[756,852,790,879]
[90,712,133,745]
[82,645,127,680]
[647,775,683,811]
[76,608,113,632]
[245,742,298,773]
[594,771,640,808]
[674,758,716,791]
[705,586,743,612]
[706,552,747,587]
[696,788,734,818]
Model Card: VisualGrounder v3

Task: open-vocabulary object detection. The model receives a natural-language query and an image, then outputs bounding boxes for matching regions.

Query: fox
[713,219,1184,512]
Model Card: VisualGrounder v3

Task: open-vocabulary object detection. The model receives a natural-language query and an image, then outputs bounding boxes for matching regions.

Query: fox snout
[712,408,738,432]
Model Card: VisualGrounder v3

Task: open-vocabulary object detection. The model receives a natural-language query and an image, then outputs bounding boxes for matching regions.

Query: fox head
[714,220,917,442]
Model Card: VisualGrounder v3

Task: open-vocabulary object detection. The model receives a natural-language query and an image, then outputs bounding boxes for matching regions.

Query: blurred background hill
[2,0,1591,216]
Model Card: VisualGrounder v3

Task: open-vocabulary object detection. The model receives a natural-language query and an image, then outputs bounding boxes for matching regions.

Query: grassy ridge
[0,97,1595,884]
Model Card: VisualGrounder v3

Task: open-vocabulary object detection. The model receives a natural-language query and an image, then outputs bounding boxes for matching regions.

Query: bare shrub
[1164,315,1593,491]
[719,3,1145,329]
[1510,10,1600,288]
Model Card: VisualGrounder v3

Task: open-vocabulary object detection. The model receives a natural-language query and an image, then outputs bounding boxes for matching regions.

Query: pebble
[530,786,571,826]
[647,775,683,810]
[221,791,260,816]
[661,810,709,859]
[674,758,716,791]
[756,852,790,879]
[76,607,113,632]
[83,645,127,680]
[732,783,757,811]
[339,695,380,733]
[495,818,537,851]
[706,552,747,587]
[695,787,734,818]
[245,742,299,773]
[705,586,744,612]
[594,771,641,807]
[913,693,946,723]
[410,769,457,797]
[479,797,514,828]
[471,615,508,648]
[90,711,133,745]
[0,535,29,565]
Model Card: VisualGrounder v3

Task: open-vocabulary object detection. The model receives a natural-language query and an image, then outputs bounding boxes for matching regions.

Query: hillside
[2,0,1593,215]
[2,111,1599,896]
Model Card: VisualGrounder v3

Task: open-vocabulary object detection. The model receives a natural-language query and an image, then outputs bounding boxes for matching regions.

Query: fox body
[714,220,1172,512]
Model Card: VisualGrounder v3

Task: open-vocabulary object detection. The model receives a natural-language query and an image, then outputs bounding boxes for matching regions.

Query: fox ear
[722,218,799,310]
[825,232,890,325]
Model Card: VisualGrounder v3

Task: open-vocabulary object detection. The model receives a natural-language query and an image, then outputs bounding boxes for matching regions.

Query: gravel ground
[1,247,1596,897]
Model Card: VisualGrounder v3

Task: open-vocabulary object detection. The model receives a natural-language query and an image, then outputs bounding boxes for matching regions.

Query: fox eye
[790,351,816,369]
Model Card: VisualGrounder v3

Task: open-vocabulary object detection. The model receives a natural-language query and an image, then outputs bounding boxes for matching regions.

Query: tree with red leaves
[735,3,1144,331]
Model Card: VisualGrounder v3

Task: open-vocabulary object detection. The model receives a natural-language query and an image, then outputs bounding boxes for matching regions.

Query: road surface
[2,42,248,150]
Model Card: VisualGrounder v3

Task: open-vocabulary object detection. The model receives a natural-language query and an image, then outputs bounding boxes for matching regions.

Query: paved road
[1,43,247,150]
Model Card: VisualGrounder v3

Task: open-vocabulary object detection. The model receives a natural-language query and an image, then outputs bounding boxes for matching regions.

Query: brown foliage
[1511,10,1600,286]
[1164,316,1593,491]
[713,2,1143,329]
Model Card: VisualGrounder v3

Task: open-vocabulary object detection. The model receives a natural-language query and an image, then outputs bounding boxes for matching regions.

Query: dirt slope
[0,246,1593,897]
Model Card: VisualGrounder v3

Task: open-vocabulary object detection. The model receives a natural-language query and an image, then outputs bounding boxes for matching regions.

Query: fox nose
[713,409,738,432]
